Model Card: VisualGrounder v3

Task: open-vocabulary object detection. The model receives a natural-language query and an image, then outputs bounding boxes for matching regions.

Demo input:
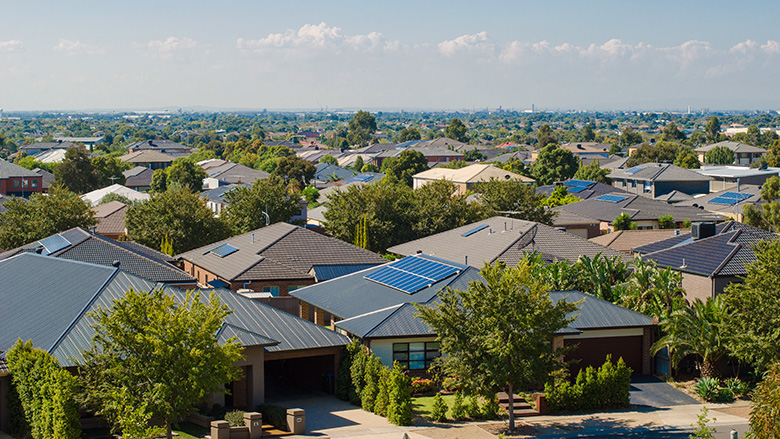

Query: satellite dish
[515,224,538,250]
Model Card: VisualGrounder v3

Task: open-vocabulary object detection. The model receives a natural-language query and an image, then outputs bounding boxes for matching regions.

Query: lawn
[412,394,457,421]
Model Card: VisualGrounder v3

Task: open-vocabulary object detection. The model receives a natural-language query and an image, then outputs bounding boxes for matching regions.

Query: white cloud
[761,40,780,54]
[52,39,105,56]
[146,37,198,59]
[237,22,398,55]
[0,40,23,53]
[438,31,494,57]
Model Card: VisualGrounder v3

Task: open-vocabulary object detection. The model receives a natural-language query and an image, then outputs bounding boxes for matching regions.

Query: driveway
[629,375,699,408]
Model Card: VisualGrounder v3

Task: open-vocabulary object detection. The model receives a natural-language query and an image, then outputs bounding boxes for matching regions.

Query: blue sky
[2,1,780,111]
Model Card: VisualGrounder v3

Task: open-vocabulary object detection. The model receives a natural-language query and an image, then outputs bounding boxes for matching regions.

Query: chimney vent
[112,260,121,267]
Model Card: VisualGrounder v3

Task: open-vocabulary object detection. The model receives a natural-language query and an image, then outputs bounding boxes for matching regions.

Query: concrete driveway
[629,375,699,408]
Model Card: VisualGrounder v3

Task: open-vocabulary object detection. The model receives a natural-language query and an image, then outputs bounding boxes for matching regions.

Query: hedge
[545,355,632,412]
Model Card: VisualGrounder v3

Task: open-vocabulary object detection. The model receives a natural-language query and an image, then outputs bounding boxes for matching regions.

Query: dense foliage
[222,176,303,233]
[545,356,632,412]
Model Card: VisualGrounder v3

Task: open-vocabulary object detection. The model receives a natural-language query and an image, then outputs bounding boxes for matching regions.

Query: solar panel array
[461,224,489,237]
[364,255,461,294]
[566,179,595,187]
[209,243,239,258]
[709,192,753,206]
[39,234,71,255]
[625,166,644,174]
[348,174,372,182]
[567,186,587,193]
[595,194,629,203]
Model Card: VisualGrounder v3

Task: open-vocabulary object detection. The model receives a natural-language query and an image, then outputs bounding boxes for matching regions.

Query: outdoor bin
[286,408,305,434]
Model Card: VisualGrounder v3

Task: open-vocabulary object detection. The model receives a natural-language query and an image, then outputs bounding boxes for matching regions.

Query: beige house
[412,164,534,195]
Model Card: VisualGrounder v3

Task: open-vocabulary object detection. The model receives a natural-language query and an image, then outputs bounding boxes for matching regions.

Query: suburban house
[675,185,763,222]
[122,166,154,192]
[634,222,777,301]
[200,159,270,189]
[537,179,628,201]
[177,222,387,299]
[0,253,349,428]
[18,140,75,156]
[411,164,534,195]
[313,163,357,186]
[0,227,197,287]
[555,193,723,231]
[291,254,655,376]
[0,159,43,197]
[120,150,175,170]
[695,141,766,166]
[93,201,129,240]
[373,147,464,168]
[201,183,250,216]
[126,139,193,157]
[31,168,54,192]
[554,142,612,159]
[31,149,67,163]
[694,165,779,193]
[53,136,104,151]
[82,183,150,206]
[490,150,533,165]
[589,229,683,255]
[609,163,712,199]
[551,210,602,239]
[387,216,626,267]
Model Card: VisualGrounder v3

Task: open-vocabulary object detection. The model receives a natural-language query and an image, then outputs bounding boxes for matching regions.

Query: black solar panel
[596,194,629,203]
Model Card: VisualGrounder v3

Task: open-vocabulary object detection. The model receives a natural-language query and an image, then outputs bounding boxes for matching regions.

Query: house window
[13,180,19,188]
[630,180,636,189]
[392,342,441,370]
[262,286,280,297]
[31,180,38,188]
[643,181,651,193]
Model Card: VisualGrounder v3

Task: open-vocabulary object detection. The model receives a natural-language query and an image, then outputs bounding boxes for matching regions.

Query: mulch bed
[479,422,540,437]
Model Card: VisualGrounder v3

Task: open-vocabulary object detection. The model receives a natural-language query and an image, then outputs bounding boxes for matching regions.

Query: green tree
[662,122,687,142]
[386,362,412,425]
[125,188,231,254]
[223,176,303,233]
[613,213,636,230]
[79,288,244,439]
[416,260,579,432]
[7,340,81,439]
[274,155,316,185]
[625,141,683,167]
[430,392,449,422]
[396,127,421,143]
[704,146,735,165]
[673,146,701,169]
[0,185,96,248]
[347,110,377,147]
[166,157,207,192]
[476,178,555,224]
[100,192,134,205]
[319,154,338,165]
[383,149,428,186]
[92,155,130,187]
[445,118,469,143]
[616,256,686,323]
[464,148,486,161]
[573,160,611,184]
[619,127,643,148]
[536,124,557,148]
[658,214,675,229]
[652,296,730,378]
[302,185,320,205]
[582,124,596,142]
[530,144,578,185]
[749,362,780,438]
[540,185,581,208]
[352,156,364,172]
[705,116,721,143]
[743,176,780,231]
[54,146,98,193]
[361,163,379,173]
[723,238,780,372]
[150,169,168,193]
[410,180,489,238]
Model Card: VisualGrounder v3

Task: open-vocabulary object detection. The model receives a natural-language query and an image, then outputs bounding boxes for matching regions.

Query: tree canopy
[705,116,722,142]
[274,155,316,186]
[166,157,207,193]
[396,127,421,143]
[445,118,469,143]
[382,149,428,186]
[661,122,687,142]
[125,188,231,254]
[530,144,578,185]
[625,141,684,167]
[222,176,303,234]
[536,124,557,148]
[573,160,611,184]
[79,288,244,439]
[704,145,735,165]
[54,147,98,193]
[0,185,96,249]
[416,260,579,431]
[475,178,555,224]
[347,111,377,147]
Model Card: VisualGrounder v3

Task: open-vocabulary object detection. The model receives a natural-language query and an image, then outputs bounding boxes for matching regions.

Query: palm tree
[652,296,730,378]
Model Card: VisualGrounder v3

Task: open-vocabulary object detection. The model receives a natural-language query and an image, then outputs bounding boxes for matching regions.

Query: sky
[2,0,780,112]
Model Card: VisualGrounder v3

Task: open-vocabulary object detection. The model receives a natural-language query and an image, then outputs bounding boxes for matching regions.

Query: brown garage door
[564,336,643,375]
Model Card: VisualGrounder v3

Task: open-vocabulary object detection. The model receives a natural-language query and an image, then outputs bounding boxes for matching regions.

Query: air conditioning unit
[691,222,716,240]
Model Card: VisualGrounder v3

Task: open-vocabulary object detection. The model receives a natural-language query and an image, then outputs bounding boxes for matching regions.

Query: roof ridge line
[364,303,420,338]
[338,303,405,325]
[712,238,743,277]
[93,232,190,277]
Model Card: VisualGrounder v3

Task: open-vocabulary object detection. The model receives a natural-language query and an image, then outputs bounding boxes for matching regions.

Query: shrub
[464,395,482,420]
[224,410,245,427]
[411,378,435,395]
[255,404,288,432]
[387,362,413,426]
[451,391,466,421]
[373,367,391,417]
[442,377,459,392]
[545,355,632,412]
[349,343,369,406]
[430,393,449,422]
[694,377,721,402]
[481,394,502,420]
[723,377,749,398]
[7,379,30,438]
[337,339,359,401]
[716,387,734,403]
[361,355,382,412]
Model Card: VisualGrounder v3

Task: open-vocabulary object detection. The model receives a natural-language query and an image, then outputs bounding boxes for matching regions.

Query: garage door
[564,336,643,374]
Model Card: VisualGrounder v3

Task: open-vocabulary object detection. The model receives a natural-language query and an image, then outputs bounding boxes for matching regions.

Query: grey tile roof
[94,201,128,236]
[1,253,348,367]
[639,222,777,277]
[0,227,194,284]
[0,158,39,178]
[120,150,176,164]
[32,168,55,189]
[314,163,357,182]
[126,139,192,154]
[0,356,8,375]
[19,141,75,151]
[177,223,386,282]
[654,190,694,203]
[388,216,626,267]
[201,183,250,203]
[537,180,626,200]
[552,209,600,226]
[555,193,723,223]
[123,166,154,188]
[695,141,766,154]
[609,163,712,182]
[203,161,270,183]
[675,185,763,213]
[550,291,654,330]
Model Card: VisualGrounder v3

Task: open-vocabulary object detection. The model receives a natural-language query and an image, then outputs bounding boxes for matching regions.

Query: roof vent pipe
[252,233,254,244]
[416,250,422,254]
[112,260,120,267]
[504,222,507,231]
[465,255,468,265]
